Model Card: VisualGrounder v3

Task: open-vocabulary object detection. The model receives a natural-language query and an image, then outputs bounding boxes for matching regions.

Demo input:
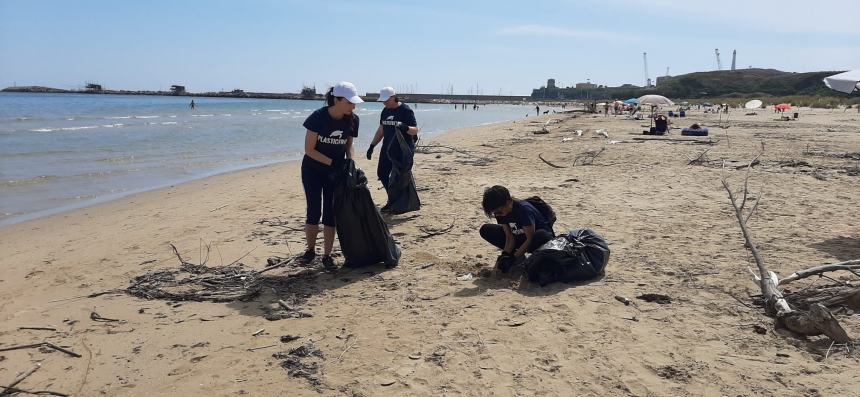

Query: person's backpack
[524,196,556,228]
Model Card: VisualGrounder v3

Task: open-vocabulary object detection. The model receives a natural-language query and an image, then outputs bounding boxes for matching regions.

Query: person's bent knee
[479,224,495,240]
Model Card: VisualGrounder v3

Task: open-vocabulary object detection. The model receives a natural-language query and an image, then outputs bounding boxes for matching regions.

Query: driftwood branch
[0,343,81,358]
[778,260,860,286]
[721,153,851,343]
[538,153,567,168]
[1,363,41,397]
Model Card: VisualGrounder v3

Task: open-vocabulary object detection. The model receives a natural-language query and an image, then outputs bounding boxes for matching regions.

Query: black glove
[395,122,410,135]
[495,251,514,273]
[366,144,375,160]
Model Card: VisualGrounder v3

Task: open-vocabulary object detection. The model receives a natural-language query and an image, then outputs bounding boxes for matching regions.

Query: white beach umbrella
[636,94,675,107]
[744,99,763,109]
[823,70,860,94]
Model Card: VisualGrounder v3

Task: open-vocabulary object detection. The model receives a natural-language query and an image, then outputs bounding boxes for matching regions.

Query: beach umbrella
[623,98,637,105]
[744,99,763,109]
[637,95,674,107]
[823,70,860,94]
[702,102,713,107]
[775,103,792,110]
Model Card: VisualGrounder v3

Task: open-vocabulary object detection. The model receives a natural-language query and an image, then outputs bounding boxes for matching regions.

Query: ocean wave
[105,116,132,119]
[61,125,100,131]
[268,116,283,120]
[168,115,177,118]
[265,109,287,112]
[416,108,442,112]
[31,128,55,132]
[1,175,59,187]
[133,115,160,119]
[161,121,178,125]
[220,114,231,117]
[191,114,215,117]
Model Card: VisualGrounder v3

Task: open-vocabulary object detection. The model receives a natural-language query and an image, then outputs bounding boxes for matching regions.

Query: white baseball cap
[377,86,396,102]
[332,81,364,104]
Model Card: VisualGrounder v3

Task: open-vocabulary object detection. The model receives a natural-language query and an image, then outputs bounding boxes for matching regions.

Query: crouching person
[480,185,555,273]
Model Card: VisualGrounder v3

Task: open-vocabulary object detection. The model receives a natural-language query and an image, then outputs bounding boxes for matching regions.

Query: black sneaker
[321,255,337,272]
[299,249,316,264]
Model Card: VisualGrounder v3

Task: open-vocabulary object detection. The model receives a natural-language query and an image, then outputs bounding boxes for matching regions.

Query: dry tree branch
[778,260,860,286]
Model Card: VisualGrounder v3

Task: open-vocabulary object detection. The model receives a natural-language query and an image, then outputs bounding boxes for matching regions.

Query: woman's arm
[346,136,355,159]
[304,130,333,165]
[514,225,536,258]
[502,224,515,254]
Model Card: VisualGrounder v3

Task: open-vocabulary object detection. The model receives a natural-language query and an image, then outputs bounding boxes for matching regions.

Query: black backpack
[524,196,556,228]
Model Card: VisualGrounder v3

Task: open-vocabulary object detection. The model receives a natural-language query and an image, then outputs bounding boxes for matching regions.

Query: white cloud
[496,24,639,42]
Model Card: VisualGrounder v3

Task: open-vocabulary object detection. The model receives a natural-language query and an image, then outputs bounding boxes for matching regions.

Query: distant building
[655,76,670,86]
[575,82,597,89]
[231,89,247,97]
[300,85,317,99]
[85,83,103,92]
[547,79,556,89]
[170,85,186,94]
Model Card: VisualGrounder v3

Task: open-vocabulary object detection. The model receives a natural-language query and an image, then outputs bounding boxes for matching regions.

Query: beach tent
[637,95,674,107]
[702,102,713,107]
[744,99,763,109]
[823,70,860,94]
[623,98,637,105]
[775,103,792,110]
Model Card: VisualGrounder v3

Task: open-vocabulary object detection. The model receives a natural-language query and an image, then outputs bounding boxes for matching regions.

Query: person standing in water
[300,81,363,271]
[189,99,196,109]
[365,87,419,209]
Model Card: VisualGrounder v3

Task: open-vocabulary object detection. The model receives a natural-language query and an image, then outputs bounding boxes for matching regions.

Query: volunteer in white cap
[299,81,363,271]
[365,87,419,209]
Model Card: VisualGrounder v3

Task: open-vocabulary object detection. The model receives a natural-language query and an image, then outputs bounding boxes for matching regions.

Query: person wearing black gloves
[480,185,554,273]
[365,87,419,203]
[300,81,362,271]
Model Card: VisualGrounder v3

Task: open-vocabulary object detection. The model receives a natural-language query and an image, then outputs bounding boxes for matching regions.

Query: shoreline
[0,115,527,229]
[1,110,857,396]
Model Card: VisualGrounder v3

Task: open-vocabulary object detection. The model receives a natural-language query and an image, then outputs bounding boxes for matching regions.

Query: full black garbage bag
[524,228,610,286]
[333,160,401,268]
[385,127,421,215]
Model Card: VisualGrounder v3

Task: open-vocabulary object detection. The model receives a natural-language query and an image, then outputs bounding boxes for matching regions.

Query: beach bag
[524,228,610,287]
[524,196,556,229]
[332,160,401,268]
[385,127,421,215]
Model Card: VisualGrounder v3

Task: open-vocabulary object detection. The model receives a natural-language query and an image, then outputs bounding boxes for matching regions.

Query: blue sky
[1,0,858,95]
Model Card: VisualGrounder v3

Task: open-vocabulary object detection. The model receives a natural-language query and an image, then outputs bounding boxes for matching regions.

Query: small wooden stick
[1,363,41,396]
[538,153,567,168]
[337,336,358,362]
[246,344,277,352]
[17,327,57,332]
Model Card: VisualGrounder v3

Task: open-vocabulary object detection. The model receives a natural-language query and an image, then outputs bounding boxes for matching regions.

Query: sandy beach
[1,108,858,396]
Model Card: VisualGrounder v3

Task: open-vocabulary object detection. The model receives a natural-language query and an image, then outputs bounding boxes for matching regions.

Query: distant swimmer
[189,99,196,110]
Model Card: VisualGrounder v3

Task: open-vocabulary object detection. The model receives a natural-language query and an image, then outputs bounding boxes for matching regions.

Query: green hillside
[533,69,855,100]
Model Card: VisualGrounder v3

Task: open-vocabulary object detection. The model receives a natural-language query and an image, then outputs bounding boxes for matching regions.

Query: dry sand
[1,108,859,396]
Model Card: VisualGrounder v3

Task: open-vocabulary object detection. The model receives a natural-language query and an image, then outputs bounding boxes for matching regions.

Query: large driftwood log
[721,157,852,343]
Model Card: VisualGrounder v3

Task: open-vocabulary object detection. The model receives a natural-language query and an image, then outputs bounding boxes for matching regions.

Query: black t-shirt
[495,199,550,235]
[380,103,417,153]
[302,106,359,165]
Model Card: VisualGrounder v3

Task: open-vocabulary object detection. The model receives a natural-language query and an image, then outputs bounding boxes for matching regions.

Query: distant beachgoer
[480,185,555,273]
[366,87,419,209]
[604,102,610,117]
[535,105,540,116]
[300,81,362,271]
[189,99,196,109]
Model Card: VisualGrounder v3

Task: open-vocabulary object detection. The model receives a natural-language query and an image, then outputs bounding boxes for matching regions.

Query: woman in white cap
[300,81,363,271]
[365,86,419,209]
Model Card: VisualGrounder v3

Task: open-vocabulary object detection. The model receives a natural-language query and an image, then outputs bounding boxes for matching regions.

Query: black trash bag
[384,127,420,215]
[524,228,610,286]
[332,159,401,268]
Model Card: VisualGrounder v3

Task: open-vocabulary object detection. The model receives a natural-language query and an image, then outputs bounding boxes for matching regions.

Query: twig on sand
[418,222,455,238]
[1,363,41,397]
[209,204,229,212]
[247,344,277,352]
[337,336,359,362]
[17,327,57,332]
[538,153,567,168]
[0,385,69,396]
[75,338,92,396]
[0,343,81,358]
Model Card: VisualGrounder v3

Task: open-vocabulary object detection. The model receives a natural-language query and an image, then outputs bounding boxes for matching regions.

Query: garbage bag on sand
[524,228,610,286]
[333,160,400,268]
[385,127,421,215]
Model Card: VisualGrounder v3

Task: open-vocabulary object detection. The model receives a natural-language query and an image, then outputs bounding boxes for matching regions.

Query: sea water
[0,93,547,225]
